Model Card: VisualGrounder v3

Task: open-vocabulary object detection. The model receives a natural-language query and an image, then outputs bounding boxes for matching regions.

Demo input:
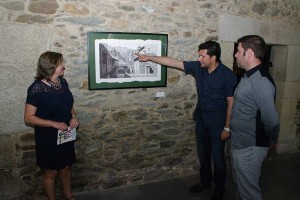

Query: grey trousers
[231,146,268,200]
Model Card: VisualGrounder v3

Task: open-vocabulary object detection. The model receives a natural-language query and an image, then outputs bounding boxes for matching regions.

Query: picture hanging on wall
[87,32,168,90]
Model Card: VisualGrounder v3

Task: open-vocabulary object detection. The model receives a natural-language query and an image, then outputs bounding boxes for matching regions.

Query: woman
[24,51,79,200]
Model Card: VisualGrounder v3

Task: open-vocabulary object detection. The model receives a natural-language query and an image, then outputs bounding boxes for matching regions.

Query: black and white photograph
[88,32,168,90]
[95,39,161,83]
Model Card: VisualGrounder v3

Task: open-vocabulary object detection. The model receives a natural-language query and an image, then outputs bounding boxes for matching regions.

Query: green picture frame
[87,32,168,90]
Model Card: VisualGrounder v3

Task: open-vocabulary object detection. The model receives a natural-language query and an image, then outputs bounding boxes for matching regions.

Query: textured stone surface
[0,67,35,133]
[286,46,300,82]
[64,3,89,15]
[219,14,300,45]
[28,0,58,14]
[0,0,299,199]
[0,134,14,168]
[0,24,52,66]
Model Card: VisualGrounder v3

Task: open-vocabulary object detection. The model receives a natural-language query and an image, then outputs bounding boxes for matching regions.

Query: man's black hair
[198,41,221,62]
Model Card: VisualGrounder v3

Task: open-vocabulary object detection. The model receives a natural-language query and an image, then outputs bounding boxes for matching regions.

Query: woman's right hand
[52,121,68,131]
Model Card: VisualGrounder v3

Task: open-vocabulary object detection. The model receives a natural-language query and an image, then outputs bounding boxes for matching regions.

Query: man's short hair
[198,41,221,62]
[237,35,266,61]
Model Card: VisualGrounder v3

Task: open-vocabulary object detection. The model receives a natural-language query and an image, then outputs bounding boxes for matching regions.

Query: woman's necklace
[47,78,62,90]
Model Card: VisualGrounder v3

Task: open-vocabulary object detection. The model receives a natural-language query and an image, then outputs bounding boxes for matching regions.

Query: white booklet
[57,127,76,145]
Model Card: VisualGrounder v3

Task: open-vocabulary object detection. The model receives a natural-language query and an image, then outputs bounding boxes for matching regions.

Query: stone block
[0,169,29,200]
[279,123,297,143]
[219,14,300,45]
[279,99,297,123]
[102,176,125,189]
[144,168,163,181]
[22,151,36,160]
[0,24,52,134]
[0,24,52,66]
[270,46,287,82]
[20,144,35,151]
[0,67,36,133]
[286,46,300,82]
[28,0,58,14]
[20,133,35,142]
[220,42,234,70]
[275,81,285,100]
[0,134,14,168]
[276,122,298,153]
[283,82,300,99]
[19,165,36,176]
[277,122,298,154]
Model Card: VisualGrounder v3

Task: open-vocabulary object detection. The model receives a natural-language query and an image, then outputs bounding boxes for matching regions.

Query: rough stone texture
[0,24,51,134]
[28,0,59,14]
[64,3,89,15]
[219,42,234,69]
[219,14,300,45]
[0,134,14,168]
[0,67,35,133]
[0,1,25,11]
[0,0,299,199]
[270,46,288,82]
[15,14,53,24]
[286,46,300,82]
[0,24,52,66]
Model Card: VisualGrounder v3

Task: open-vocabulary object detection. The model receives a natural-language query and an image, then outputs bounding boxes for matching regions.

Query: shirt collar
[209,62,224,74]
[244,64,262,78]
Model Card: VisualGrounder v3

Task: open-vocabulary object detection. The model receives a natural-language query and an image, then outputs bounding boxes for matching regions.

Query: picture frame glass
[88,32,168,90]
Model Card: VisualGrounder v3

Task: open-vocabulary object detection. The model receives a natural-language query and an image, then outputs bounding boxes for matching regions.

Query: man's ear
[246,48,254,58]
[211,54,216,60]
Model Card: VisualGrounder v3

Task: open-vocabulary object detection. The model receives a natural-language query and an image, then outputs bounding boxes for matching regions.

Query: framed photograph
[87,32,168,90]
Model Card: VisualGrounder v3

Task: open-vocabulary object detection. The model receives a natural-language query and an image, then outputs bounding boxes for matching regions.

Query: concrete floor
[73,151,300,200]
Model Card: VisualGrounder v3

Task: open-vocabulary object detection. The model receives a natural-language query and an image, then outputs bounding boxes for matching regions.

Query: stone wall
[0,0,299,199]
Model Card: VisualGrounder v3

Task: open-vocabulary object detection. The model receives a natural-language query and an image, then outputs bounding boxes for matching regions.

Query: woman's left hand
[69,117,79,129]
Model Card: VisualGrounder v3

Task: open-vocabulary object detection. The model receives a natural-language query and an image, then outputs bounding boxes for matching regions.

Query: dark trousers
[195,120,226,189]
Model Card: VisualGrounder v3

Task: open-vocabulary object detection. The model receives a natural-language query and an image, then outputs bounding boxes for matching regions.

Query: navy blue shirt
[184,61,237,126]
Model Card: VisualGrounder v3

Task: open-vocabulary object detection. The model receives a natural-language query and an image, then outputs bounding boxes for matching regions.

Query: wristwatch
[224,127,230,132]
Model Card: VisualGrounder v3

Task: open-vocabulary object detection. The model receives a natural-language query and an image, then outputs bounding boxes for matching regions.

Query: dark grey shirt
[230,65,280,149]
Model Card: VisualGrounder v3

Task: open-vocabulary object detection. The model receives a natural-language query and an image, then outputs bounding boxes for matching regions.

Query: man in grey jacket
[230,35,280,200]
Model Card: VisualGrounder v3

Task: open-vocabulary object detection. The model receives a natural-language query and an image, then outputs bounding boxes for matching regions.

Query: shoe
[211,188,224,200]
[190,182,211,193]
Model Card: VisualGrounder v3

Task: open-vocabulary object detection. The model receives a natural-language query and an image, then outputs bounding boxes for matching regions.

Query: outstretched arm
[135,53,184,71]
